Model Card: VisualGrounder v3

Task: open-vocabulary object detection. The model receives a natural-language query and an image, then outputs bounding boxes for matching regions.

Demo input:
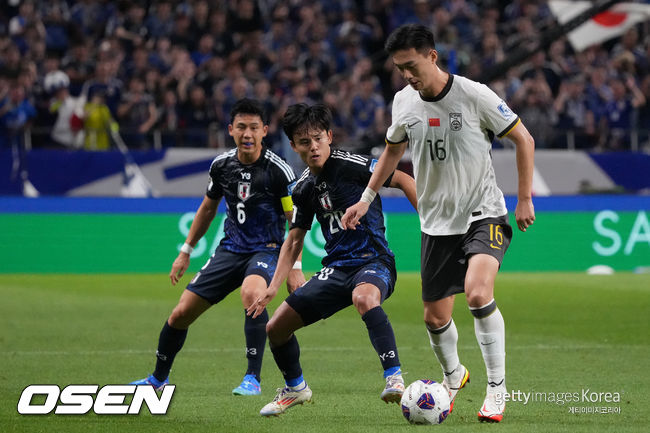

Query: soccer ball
[400,379,451,425]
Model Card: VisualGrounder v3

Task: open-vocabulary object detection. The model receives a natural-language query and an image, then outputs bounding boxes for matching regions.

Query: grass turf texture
[1,273,648,433]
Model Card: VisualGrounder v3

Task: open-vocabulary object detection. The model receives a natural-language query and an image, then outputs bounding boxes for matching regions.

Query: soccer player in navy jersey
[130,98,305,395]
[247,103,417,416]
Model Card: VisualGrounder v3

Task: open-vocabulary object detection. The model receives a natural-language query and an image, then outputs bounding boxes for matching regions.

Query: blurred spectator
[0,80,36,149]
[191,1,212,46]
[638,75,650,149]
[601,75,646,150]
[169,7,193,49]
[511,75,557,148]
[521,51,562,96]
[60,41,94,96]
[83,88,117,150]
[41,1,71,55]
[45,70,85,148]
[117,75,157,149]
[121,45,151,83]
[8,0,45,54]
[611,27,647,76]
[264,18,292,57]
[350,73,386,153]
[178,84,216,147]
[191,34,215,68]
[298,38,336,84]
[157,87,179,147]
[208,9,235,57]
[0,77,38,195]
[585,66,614,125]
[69,0,115,39]
[322,84,352,145]
[1,43,23,77]
[145,1,174,40]
[228,0,264,46]
[553,75,597,149]
[85,59,123,116]
[107,1,147,55]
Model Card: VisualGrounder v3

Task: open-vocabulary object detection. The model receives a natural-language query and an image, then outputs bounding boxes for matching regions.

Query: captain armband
[281,195,294,212]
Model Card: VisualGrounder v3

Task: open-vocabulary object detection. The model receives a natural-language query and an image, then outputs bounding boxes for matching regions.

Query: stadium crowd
[0,0,649,159]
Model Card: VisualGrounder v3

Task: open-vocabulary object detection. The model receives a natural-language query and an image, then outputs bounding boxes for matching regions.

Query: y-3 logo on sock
[155,351,168,361]
[379,351,396,361]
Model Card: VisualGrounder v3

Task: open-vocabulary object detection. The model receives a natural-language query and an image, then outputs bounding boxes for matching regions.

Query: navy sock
[244,308,268,382]
[152,321,188,382]
[270,334,302,384]
[362,306,401,371]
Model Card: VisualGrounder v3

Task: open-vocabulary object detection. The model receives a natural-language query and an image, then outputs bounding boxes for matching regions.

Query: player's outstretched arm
[247,227,306,318]
[341,140,407,230]
[170,195,220,285]
[389,169,417,211]
[506,122,536,232]
[283,209,306,293]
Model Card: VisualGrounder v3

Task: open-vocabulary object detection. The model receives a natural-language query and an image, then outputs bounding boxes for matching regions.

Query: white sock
[426,319,460,377]
[471,300,505,388]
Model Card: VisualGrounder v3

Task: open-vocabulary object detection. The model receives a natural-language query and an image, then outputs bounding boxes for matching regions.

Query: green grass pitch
[1,272,649,432]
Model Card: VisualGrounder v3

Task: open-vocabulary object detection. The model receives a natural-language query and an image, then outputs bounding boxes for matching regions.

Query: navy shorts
[421,215,512,302]
[186,246,278,304]
[285,256,397,326]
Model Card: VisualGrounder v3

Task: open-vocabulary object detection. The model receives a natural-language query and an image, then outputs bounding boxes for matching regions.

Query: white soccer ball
[400,379,451,425]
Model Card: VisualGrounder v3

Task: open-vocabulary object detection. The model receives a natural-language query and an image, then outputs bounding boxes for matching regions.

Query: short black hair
[230,98,267,124]
[384,24,436,55]
[282,103,332,142]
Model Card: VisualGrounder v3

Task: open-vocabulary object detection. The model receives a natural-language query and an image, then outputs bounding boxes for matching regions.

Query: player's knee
[352,293,379,315]
[424,316,450,330]
[168,305,195,328]
[240,287,259,308]
[266,318,286,343]
[465,289,493,309]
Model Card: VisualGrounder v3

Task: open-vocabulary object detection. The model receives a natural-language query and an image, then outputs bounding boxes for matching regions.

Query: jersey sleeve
[268,154,297,213]
[477,83,520,138]
[289,182,314,230]
[205,159,223,200]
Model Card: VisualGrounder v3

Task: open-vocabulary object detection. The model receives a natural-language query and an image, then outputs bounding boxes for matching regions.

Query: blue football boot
[130,374,169,391]
[232,374,261,396]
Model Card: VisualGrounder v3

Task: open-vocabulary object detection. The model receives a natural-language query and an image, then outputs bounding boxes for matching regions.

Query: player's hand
[341,201,370,230]
[169,253,190,285]
[247,286,278,319]
[515,198,535,232]
[286,269,306,294]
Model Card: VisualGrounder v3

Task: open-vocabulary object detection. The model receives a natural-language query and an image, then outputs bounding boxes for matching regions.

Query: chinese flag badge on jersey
[429,118,440,127]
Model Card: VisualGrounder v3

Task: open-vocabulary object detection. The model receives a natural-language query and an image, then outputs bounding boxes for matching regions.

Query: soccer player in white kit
[342,24,536,423]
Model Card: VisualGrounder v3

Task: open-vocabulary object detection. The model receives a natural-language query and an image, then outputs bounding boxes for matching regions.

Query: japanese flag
[549,1,650,52]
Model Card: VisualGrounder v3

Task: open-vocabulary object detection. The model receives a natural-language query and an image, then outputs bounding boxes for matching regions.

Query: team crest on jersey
[238,182,251,201]
[449,113,462,131]
[318,192,333,210]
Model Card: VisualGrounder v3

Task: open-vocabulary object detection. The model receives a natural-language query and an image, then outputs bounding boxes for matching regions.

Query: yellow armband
[281,195,294,212]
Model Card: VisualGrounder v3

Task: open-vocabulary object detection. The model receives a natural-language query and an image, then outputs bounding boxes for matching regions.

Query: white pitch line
[2,344,645,357]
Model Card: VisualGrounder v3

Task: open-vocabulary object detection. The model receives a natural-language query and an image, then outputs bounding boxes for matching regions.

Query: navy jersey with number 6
[206,147,296,253]
[291,149,394,268]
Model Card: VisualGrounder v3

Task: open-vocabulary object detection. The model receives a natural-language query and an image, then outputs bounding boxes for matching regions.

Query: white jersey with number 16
[386,74,520,236]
